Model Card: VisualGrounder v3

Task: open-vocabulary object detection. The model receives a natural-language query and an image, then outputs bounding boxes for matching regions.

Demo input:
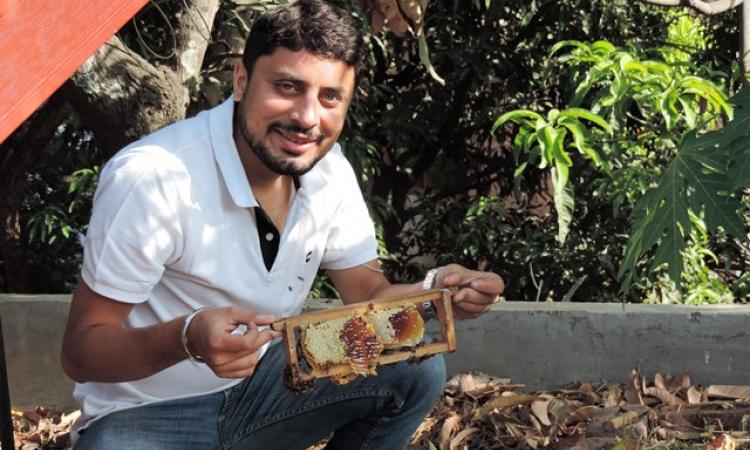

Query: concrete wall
[0,295,73,410]
[1,295,749,410]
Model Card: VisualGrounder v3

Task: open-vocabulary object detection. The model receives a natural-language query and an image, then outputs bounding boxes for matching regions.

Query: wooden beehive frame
[271,288,457,386]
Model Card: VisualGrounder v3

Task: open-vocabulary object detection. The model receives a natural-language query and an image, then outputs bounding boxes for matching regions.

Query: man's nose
[289,95,320,130]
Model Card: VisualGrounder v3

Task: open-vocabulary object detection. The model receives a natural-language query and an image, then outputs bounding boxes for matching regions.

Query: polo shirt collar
[210,98,258,208]
[209,98,333,207]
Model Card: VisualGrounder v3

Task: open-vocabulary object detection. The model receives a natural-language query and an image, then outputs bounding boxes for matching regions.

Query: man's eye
[322,92,340,103]
[277,82,297,92]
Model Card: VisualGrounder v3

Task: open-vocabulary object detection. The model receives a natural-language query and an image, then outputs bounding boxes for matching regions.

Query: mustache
[268,122,324,143]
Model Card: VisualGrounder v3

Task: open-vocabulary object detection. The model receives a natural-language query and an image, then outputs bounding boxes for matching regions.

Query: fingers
[443,271,505,297]
[216,327,280,354]
[439,266,504,320]
[187,307,282,378]
[452,301,492,320]
[224,306,278,328]
[203,328,279,378]
[212,351,260,379]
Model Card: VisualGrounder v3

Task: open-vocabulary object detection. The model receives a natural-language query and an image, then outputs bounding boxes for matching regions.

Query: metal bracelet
[422,266,443,290]
[181,307,208,363]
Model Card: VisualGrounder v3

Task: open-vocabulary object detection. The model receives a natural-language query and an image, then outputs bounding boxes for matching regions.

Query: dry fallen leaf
[707,433,737,450]
[475,393,542,418]
[643,386,684,406]
[686,385,702,404]
[448,427,477,450]
[13,367,750,450]
[530,399,552,426]
[438,412,461,450]
[706,385,750,400]
[603,411,641,431]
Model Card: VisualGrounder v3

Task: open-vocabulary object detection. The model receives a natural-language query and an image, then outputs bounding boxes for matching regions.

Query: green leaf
[620,85,750,289]
[659,86,679,131]
[678,97,698,128]
[620,163,689,285]
[417,31,445,86]
[590,40,615,55]
[513,161,528,178]
[622,61,648,76]
[558,108,611,132]
[641,60,672,75]
[680,76,731,119]
[538,125,557,167]
[551,128,572,167]
[570,62,613,106]
[558,117,602,166]
[492,110,543,132]
[551,166,575,245]
[549,40,588,57]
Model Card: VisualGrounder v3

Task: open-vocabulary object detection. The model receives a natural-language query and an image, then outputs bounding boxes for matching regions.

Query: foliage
[492,106,610,243]
[337,0,683,301]
[27,167,98,246]
[491,5,748,298]
[620,86,750,289]
[18,122,102,292]
[2,0,744,303]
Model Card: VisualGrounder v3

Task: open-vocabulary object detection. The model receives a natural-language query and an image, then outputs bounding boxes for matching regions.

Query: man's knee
[388,354,446,413]
[414,354,447,403]
[74,428,132,450]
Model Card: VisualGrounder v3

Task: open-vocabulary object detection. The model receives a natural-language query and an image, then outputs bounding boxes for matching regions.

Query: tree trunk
[65,0,221,157]
[65,36,188,157]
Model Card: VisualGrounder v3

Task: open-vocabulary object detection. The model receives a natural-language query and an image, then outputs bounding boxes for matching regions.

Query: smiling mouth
[278,129,317,145]
[273,130,318,155]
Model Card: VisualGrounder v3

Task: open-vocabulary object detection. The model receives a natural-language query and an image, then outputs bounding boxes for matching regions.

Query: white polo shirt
[71,98,378,437]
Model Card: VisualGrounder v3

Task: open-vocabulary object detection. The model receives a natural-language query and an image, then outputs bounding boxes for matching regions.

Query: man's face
[232,48,356,176]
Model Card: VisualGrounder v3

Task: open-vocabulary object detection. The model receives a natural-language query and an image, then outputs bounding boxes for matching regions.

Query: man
[62,1,504,448]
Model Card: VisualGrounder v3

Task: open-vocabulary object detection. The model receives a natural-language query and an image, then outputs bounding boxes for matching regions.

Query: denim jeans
[74,342,446,450]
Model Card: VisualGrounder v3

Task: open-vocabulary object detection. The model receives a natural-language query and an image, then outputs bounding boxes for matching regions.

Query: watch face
[422,301,436,318]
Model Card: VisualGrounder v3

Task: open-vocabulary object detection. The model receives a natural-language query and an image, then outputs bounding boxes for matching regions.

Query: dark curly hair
[242,0,365,79]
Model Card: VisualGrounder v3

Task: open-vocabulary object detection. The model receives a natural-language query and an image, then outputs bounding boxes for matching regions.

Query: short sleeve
[319,154,378,270]
[81,148,185,303]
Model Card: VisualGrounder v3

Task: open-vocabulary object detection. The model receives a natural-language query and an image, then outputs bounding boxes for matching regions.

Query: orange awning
[0,0,148,144]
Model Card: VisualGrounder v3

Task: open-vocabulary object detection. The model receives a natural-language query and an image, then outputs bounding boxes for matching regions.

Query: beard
[234,102,326,177]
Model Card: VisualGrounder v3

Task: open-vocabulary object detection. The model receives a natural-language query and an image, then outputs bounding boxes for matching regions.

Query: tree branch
[171,0,221,86]
[65,35,186,156]
[65,0,221,156]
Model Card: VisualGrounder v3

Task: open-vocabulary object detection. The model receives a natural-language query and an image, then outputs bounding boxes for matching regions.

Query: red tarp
[0,0,148,144]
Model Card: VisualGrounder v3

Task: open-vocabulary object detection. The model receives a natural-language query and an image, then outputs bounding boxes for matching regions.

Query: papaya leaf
[620,85,750,289]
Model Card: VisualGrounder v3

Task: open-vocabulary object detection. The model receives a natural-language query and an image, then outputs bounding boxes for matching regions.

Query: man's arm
[61,279,280,383]
[327,260,505,319]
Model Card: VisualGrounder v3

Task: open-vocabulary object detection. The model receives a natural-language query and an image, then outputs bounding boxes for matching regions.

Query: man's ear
[233,60,248,102]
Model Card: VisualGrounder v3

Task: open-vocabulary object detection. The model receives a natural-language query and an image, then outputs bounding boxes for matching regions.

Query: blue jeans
[74,342,446,449]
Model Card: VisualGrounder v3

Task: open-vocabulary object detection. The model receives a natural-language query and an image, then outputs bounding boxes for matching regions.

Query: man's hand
[435,264,505,320]
[186,307,281,378]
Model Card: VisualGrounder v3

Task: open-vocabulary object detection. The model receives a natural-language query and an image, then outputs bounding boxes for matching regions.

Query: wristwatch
[421,267,442,319]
